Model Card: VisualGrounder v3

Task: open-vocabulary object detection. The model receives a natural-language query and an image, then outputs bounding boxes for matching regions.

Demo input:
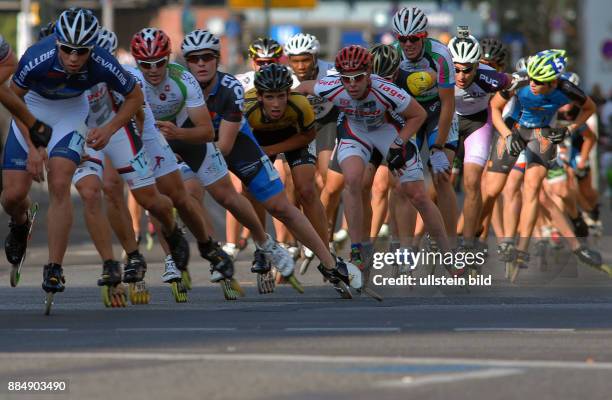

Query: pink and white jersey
[313,74,412,135]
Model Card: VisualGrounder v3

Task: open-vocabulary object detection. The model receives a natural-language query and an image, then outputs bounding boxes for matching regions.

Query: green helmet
[369,44,401,78]
[527,49,567,82]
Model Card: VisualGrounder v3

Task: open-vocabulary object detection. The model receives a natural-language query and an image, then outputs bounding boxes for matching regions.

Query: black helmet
[254,63,293,92]
[479,38,508,67]
[38,21,56,40]
[369,44,401,78]
[248,37,283,59]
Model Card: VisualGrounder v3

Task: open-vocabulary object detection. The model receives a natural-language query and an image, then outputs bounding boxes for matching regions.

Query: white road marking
[1,352,612,370]
[12,328,69,332]
[115,327,237,332]
[285,327,400,332]
[376,368,523,388]
[453,328,576,333]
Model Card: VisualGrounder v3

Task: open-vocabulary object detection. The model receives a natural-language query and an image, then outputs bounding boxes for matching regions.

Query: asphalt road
[1,187,612,400]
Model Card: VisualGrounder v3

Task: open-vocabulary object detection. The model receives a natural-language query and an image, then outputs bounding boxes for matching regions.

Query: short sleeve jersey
[0,35,12,64]
[313,74,412,135]
[244,90,315,147]
[137,62,205,127]
[12,35,135,100]
[455,64,510,116]
[395,37,455,103]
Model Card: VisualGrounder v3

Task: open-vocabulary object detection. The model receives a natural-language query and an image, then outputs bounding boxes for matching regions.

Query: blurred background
[0,0,611,178]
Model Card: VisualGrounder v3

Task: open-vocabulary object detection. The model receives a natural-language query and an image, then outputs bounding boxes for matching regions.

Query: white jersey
[131,63,205,127]
[454,63,510,116]
[314,74,412,135]
[303,59,337,121]
[236,69,301,92]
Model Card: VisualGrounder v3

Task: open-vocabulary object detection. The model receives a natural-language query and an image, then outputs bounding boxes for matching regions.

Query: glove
[386,140,416,172]
[542,127,568,144]
[29,119,52,148]
[508,70,528,91]
[505,128,526,157]
[430,149,450,174]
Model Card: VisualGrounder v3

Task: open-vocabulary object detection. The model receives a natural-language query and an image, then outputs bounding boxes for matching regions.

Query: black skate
[573,246,608,276]
[42,263,65,316]
[123,252,149,305]
[164,225,190,271]
[199,239,243,300]
[8,203,39,287]
[317,259,352,299]
[98,260,127,308]
[251,249,274,294]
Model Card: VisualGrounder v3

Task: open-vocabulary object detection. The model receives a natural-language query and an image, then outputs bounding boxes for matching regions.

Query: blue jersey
[512,78,586,128]
[13,35,135,100]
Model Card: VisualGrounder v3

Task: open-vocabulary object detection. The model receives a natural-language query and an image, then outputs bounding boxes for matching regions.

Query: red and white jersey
[313,74,412,135]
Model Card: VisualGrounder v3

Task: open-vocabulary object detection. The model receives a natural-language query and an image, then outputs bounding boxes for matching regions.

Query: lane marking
[13,328,69,332]
[1,352,612,370]
[285,327,400,332]
[453,328,576,333]
[376,368,523,388]
[115,328,237,332]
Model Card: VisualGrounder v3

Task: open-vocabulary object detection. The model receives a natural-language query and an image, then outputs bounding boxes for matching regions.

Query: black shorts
[269,145,317,169]
[328,143,384,174]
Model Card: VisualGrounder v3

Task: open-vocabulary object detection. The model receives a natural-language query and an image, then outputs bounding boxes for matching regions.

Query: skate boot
[510,250,529,283]
[199,239,243,300]
[549,229,564,250]
[42,263,65,316]
[222,242,240,260]
[332,229,348,248]
[571,215,589,238]
[573,246,609,276]
[5,217,30,266]
[251,248,274,294]
[161,255,187,303]
[317,258,353,299]
[123,251,149,305]
[259,235,302,293]
[584,206,603,238]
[8,203,39,288]
[164,225,190,271]
[455,243,475,278]
[98,260,127,308]
[498,242,516,279]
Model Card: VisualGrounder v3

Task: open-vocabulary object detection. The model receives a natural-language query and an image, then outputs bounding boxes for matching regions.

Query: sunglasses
[185,53,218,64]
[455,66,474,74]
[137,57,168,70]
[530,78,547,86]
[340,72,368,84]
[397,32,427,43]
[58,43,92,56]
[254,59,277,67]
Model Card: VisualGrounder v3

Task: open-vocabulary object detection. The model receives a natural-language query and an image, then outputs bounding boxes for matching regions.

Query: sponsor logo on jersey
[17,48,56,84]
[91,53,128,86]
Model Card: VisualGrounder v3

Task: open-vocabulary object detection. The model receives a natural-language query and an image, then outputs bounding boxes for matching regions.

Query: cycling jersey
[13,35,135,100]
[395,38,455,102]
[204,71,283,202]
[244,90,316,146]
[314,74,423,183]
[501,78,587,128]
[455,64,510,116]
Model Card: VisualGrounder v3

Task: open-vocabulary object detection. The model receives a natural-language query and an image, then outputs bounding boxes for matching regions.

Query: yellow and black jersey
[244,89,315,147]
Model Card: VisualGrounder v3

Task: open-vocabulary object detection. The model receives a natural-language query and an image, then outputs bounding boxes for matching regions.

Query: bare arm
[398,100,427,142]
[434,86,455,146]
[490,92,512,138]
[262,128,316,156]
[216,120,241,156]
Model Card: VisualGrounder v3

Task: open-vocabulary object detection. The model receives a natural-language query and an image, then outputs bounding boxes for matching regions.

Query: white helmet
[284,33,320,56]
[391,7,428,36]
[515,57,528,72]
[55,7,99,47]
[448,35,481,64]
[181,29,221,56]
[563,72,580,86]
[96,27,118,54]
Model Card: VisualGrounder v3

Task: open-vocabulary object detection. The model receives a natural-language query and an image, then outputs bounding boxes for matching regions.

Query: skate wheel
[287,275,304,294]
[230,279,245,297]
[44,292,54,316]
[599,264,612,277]
[505,261,512,280]
[181,270,192,290]
[171,281,188,303]
[256,272,275,294]
[221,280,237,300]
[101,286,112,307]
[10,265,19,288]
